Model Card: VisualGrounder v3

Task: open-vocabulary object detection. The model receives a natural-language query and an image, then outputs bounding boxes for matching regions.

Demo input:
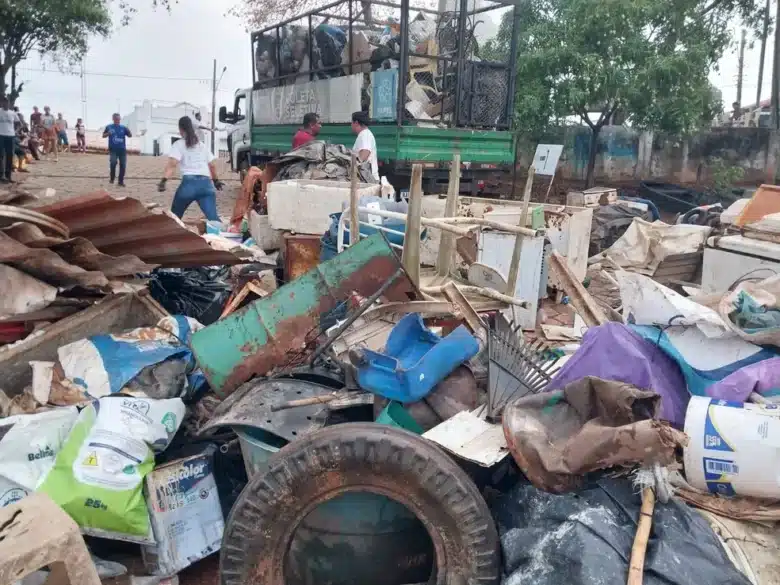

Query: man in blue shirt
[102,113,132,187]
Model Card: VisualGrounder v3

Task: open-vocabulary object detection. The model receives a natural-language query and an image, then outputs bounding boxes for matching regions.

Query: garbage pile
[4,175,780,585]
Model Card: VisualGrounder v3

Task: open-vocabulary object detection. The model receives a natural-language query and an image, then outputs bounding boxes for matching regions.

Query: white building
[121,100,229,156]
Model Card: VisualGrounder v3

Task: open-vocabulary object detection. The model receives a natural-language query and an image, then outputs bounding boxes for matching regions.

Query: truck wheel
[220,423,500,585]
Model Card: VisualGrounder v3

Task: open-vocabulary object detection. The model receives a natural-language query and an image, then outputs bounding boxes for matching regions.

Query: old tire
[220,423,500,585]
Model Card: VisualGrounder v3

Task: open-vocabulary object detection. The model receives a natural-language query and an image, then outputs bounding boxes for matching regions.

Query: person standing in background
[0,98,17,183]
[14,107,26,131]
[56,113,69,152]
[102,113,132,186]
[350,111,379,181]
[292,113,321,149]
[158,116,224,221]
[41,106,58,162]
[75,119,86,153]
[29,106,41,133]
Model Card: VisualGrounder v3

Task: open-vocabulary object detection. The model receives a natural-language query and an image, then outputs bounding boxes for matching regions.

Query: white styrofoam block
[266,180,379,235]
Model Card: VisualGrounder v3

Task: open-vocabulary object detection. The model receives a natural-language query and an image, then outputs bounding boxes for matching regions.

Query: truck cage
[249,0,521,130]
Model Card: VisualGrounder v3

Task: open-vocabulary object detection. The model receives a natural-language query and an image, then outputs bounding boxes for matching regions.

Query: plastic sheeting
[590,218,711,275]
[547,322,690,427]
[490,478,752,585]
[707,357,780,400]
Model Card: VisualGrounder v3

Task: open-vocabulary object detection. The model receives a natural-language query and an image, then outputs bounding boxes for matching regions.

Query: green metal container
[235,426,434,585]
[191,233,414,398]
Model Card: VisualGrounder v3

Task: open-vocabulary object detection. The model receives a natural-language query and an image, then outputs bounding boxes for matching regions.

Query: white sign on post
[531,144,564,176]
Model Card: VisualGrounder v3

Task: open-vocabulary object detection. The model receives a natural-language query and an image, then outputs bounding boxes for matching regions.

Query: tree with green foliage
[486,0,758,187]
[0,0,112,104]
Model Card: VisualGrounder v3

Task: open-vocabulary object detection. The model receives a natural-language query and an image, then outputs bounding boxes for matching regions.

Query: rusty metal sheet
[0,230,109,289]
[192,233,418,397]
[34,191,245,268]
[283,233,321,281]
[3,222,157,277]
[0,204,68,237]
[198,378,331,441]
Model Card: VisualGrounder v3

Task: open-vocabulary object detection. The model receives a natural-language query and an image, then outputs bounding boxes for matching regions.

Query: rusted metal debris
[0,230,110,290]
[4,222,157,278]
[0,204,69,238]
[34,191,247,268]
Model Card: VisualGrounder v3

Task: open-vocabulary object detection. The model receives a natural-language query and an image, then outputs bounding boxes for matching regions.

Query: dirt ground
[16,152,242,220]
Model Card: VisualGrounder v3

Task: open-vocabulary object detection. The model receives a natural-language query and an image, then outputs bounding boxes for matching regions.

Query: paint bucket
[683,396,780,498]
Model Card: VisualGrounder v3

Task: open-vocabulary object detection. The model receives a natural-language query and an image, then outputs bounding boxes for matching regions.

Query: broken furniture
[0,493,102,585]
[351,313,479,403]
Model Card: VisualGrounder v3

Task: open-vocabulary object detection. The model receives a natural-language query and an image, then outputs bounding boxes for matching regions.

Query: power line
[17,67,214,83]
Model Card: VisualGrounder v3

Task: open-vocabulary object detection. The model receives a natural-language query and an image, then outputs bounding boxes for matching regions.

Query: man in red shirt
[292,113,320,149]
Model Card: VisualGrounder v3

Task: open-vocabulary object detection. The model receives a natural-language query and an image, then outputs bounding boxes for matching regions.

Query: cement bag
[56,315,203,399]
[0,407,78,507]
[38,396,185,543]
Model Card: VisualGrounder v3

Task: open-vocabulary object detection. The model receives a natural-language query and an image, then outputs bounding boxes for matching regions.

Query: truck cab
[219,89,252,176]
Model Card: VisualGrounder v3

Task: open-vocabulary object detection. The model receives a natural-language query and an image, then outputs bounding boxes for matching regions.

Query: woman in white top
[158,116,224,221]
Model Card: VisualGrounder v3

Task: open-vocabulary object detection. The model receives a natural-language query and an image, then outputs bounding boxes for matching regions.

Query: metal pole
[397,0,410,125]
[737,29,746,110]
[757,0,770,107]
[211,59,217,154]
[505,5,521,126]
[772,0,780,129]
[453,0,469,127]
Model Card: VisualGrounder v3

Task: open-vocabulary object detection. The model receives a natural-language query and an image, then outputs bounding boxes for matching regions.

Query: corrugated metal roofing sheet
[34,192,245,268]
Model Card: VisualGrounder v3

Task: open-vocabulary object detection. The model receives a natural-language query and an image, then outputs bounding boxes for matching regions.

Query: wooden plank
[442,281,487,344]
[549,251,608,327]
[402,165,424,286]
[349,152,360,245]
[436,154,461,277]
[505,166,535,296]
[0,292,168,397]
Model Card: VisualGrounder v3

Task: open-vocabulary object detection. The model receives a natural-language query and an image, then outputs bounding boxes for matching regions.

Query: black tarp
[489,477,751,585]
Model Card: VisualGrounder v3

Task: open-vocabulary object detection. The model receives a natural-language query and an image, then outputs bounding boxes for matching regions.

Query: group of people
[292,110,379,180]
[0,100,87,183]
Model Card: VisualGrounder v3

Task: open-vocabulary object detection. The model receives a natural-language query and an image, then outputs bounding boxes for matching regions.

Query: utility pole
[210,59,217,154]
[737,29,747,110]
[773,0,780,129]
[80,59,87,127]
[757,0,771,108]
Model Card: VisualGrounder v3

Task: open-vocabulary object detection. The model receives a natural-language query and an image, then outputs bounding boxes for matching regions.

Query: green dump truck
[219,0,520,195]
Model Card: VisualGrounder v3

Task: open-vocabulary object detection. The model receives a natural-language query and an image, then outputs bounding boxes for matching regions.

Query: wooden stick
[271,393,339,412]
[437,154,461,277]
[442,281,487,344]
[402,165,423,286]
[422,284,529,307]
[505,166,536,296]
[543,167,557,202]
[349,152,360,246]
[627,487,656,585]
[431,216,538,237]
[549,251,608,327]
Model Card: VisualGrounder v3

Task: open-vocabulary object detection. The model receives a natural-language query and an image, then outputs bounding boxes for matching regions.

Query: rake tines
[487,314,561,421]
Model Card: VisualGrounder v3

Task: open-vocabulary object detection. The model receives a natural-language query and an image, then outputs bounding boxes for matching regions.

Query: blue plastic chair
[354,313,480,403]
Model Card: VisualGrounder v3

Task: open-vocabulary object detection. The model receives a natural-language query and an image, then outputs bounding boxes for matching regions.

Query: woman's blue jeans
[170,175,219,221]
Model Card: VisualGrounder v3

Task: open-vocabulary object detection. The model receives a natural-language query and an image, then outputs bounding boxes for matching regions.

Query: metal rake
[487,314,562,421]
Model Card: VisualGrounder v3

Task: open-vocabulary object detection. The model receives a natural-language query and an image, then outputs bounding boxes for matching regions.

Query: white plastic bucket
[683,396,780,498]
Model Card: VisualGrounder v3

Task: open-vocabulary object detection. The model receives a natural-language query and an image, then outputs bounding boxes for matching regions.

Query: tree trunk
[585,125,602,188]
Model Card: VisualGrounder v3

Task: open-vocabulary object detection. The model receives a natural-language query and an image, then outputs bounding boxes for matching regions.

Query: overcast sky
[12,0,774,129]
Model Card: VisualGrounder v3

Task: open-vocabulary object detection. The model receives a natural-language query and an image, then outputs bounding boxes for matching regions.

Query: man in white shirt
[0,97,17,183]
[351,111,379,181]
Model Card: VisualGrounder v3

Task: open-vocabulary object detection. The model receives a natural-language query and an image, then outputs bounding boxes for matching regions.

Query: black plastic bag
[149,267,232,326]
[490,477,751,585]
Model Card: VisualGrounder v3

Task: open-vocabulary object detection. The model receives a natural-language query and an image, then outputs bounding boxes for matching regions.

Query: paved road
[17,152,242,220]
